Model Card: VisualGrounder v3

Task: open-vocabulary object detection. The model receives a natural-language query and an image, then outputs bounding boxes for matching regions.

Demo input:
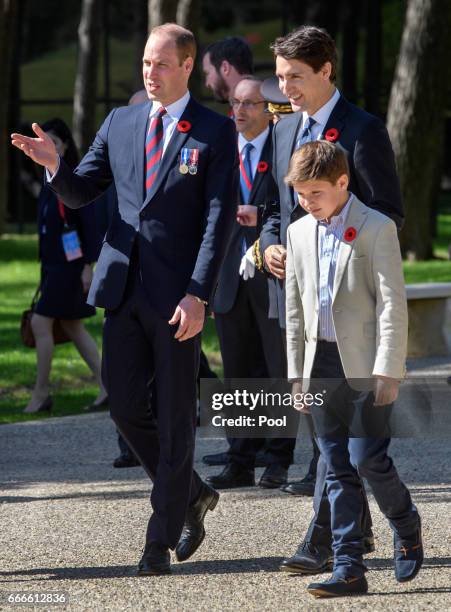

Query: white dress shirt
[299,88,341,141]
[150,90,191,156]
[317,192,353,342]
[238,126,270,180]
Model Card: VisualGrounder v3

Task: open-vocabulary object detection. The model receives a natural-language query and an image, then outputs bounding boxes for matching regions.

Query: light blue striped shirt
[317,194,353,342]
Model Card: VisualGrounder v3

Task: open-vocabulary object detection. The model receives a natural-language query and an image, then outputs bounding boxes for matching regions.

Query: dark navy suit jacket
[49,97,239,317]
[213,126,277,314]
[259,95,404,327]
[37,185,101,264]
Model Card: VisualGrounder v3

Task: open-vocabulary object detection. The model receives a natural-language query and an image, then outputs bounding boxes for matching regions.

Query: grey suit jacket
[285,196,408,384]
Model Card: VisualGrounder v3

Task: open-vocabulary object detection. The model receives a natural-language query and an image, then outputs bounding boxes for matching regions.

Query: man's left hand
[169,294,205,341]
[374,375,400,406]
[236,205,258,226]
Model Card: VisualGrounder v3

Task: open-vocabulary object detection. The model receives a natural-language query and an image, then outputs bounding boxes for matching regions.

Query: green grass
[1,214,450,424]
[0,235,221,424]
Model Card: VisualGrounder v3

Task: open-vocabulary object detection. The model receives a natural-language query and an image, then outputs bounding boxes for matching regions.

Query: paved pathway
[1,358,450,610]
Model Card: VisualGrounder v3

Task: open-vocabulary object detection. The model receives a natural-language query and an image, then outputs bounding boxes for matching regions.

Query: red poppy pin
[177,120,191,133]
[344,226,357,242]
[257,161,268,173]
[325,128,339,142]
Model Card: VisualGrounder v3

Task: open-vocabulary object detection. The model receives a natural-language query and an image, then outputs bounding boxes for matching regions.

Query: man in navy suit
[207,76,294,490]
[12,23,239,576]
[258,26,404,575]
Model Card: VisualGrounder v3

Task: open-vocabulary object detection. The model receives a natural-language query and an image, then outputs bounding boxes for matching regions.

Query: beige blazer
[285,196,407,384]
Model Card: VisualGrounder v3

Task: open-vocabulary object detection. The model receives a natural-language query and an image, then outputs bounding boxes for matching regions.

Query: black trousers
[103,267,203,549]
[215,277,295,469]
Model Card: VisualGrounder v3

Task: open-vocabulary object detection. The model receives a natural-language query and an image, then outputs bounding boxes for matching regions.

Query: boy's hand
[292,381,310,414]
[374,375,400,406]
[11,123,59,174]
[264,245,287,279]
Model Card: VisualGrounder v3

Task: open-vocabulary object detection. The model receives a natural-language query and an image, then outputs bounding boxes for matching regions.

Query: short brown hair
[150,23,197,63]
[285,141,349,186]
[271,26,337,82]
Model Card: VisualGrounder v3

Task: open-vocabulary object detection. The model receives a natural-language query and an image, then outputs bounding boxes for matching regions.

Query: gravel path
[1,358,450,611]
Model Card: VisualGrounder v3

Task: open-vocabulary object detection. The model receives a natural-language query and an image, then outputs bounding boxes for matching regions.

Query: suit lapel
[140,97,198,210]
[332,198,368,302]
[133,101,152,208]
[304,215,319,296]
[248,127,272,205]
[283,114,302,211]
[321,95,347,141]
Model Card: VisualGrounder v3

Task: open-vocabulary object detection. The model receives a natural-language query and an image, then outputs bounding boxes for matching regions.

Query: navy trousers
[104,260,203,549]
[309,341,419,578]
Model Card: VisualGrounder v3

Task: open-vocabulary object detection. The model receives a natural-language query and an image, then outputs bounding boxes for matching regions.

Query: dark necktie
[296,116,316,149]
[240,142,254,204]
[145,106,167,196]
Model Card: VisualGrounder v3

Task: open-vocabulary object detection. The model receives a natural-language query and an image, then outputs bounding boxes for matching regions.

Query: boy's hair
[285,141,350,186]
[271,26,337,82]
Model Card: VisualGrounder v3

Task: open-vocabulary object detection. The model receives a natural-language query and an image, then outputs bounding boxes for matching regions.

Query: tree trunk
[0,0,19,235]
[132,0,148,91]
[387,0,451,260]
[73,0,101,154]
[148,0,177,30]
[341,0,360,104]
[364,0,382,116]
[176,0,201,98]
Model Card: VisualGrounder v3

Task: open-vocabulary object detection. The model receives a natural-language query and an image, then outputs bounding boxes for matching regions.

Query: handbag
[20,285,71,348]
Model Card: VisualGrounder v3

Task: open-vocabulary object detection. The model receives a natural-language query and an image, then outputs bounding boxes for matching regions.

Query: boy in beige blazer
[285,141,422,598]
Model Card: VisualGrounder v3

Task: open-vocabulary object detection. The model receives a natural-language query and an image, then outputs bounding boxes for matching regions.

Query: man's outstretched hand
[169,294,205,341]
[11,123,59,174]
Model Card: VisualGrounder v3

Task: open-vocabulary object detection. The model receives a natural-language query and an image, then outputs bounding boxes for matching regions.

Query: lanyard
[57,200,69,228]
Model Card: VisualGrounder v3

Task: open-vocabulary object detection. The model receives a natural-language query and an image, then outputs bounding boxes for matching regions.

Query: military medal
[188,148,199,175]
[180,148,189,174]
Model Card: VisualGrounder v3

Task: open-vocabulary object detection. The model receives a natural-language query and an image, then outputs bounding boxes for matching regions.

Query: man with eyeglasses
[207,76,295,490]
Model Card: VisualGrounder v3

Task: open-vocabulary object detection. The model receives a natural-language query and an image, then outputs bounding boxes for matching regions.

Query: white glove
[239,246,256,281]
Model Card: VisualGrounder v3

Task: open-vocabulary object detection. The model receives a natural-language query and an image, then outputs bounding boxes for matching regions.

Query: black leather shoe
[113,453,141,468]
[307,574,368,598]
[202,451,266,467]
[175,483,219,562]
[280,541,333,574]
[137,542,171,575]
[258,465,288,488]
[280,473,315,496]
[394,519,423,582]
[206,463,254,489]
[202,451,230,466]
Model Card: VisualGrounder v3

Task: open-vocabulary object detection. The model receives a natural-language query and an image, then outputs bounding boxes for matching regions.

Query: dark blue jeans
[310,342,419,578]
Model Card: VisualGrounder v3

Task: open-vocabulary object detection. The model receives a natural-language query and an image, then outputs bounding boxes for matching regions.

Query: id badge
[62,229,83,261]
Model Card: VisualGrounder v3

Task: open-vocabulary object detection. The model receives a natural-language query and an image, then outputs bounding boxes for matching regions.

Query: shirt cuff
[45,156,61,182]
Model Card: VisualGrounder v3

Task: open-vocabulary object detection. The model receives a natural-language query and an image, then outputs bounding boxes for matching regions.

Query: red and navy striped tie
[145,106,167,196]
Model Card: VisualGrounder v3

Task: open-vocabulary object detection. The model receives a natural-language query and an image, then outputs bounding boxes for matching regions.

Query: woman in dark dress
[24,118,107,413]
